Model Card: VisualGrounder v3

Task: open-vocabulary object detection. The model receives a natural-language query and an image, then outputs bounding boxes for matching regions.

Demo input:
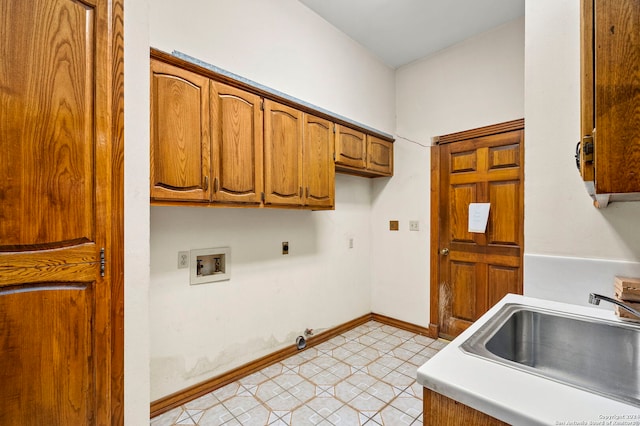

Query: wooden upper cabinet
[151,59,211,201]
[149,49,392,208]
[335,124,394,177]
[335,125,367,169]
[264,100,304,206]
[264,101,335,209]
[367,136,394,176]
[304,115,335,208]
[579,0,640,207]
[211,82,263,204]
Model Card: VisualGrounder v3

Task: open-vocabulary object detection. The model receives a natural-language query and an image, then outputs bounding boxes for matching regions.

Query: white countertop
[417,294,640,425]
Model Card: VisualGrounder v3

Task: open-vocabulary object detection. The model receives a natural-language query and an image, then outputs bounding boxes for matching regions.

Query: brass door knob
[440,248,449,255]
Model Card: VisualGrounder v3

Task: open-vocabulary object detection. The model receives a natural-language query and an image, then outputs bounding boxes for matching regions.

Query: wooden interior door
[431,120,524,340]
[0,0,124,424]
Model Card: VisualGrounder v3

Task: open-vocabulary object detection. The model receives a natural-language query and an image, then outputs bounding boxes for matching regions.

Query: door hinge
[100,248,106,277]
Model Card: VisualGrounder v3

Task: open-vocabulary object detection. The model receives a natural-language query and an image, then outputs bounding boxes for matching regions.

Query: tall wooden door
[0,0,124,424]
[430,120,524,340]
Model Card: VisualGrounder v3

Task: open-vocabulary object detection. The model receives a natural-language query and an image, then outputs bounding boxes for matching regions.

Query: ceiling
[298,0,525,68]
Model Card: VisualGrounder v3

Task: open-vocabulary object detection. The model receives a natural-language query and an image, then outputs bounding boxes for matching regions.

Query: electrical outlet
[348,238,354,249]
[282,241,289,255]
[178,251,189,269]
[409,220,420,231]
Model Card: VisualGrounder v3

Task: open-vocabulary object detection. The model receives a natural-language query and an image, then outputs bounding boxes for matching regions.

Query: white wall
[524,0,640,304]
[372,18,525,327]
[124,0,150,424]
[148,0,395,400]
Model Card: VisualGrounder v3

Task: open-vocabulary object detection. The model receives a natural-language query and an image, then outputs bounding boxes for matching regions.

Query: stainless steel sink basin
[460,303,640,407]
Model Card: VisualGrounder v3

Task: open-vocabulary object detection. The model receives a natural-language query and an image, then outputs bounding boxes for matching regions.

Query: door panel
[0,0,122,422]
[335,125,366,168]
[304,115,335,208]
[488,181,520,245]
[211,82,263,203]
[434,122,524,339]
[264,100,303,205]
[366,136,394,175]
[150,60,211,201]
[0,284,95,425]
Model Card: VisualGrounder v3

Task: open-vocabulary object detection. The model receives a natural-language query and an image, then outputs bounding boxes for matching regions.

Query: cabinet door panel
[304,115,335,208]
[151,60,211,201]
[367,136,394,176]
[335,125,367,168]
[264,100,303,205]
[211,82,263,203]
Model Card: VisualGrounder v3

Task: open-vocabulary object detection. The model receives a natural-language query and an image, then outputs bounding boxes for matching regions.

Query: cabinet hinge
[260,100,264,111]
[100,248,106,277]
[333,124,336,134]
[261,192,265,202]
[582,135,594,162]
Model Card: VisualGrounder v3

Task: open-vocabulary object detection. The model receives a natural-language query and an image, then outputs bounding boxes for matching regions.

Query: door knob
[440,248,449,255]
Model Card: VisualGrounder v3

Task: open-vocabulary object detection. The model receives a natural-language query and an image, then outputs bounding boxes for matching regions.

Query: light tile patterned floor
[151,321,447,426]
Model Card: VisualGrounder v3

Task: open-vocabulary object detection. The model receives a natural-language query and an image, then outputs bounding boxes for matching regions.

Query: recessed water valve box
[190,247,230,285]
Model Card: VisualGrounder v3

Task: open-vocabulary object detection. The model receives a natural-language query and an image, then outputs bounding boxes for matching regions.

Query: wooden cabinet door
[211,82,263,204]
[304,115,335,208]
[151,60,211,201]
[436,127,524,339]
[335,125,367,169]
[593,0,640,194]
[264,100,304,206]
[0,0,123,424]
[367,136,394,176]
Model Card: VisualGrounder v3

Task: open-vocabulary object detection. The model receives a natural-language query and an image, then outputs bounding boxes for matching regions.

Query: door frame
[429,119,525,337]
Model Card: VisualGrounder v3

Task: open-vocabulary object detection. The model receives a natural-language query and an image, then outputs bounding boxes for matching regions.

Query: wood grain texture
[264,100,304,205]
[211,82,263,204]
[150,60,211,201]
[594,0,640,194]
[150,49,394,144]
[335,124,367,169]
[304,114,335,208]
[580,0,596,184]
[110,0,125,421]
[423,388,509,426]
[432,122,524,339]
[0,0,124,423]
[366,136,394,176]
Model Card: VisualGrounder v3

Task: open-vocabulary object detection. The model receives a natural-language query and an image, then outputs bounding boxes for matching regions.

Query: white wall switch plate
[409,220,420,231]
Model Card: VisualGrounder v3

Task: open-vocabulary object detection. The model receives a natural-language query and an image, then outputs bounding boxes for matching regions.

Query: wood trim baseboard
[150,312,435,418]
[370,313,437,338]
[150,313,372,418]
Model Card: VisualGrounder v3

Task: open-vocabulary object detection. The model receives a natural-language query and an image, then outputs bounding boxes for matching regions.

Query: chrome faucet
[589,293,640,319]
